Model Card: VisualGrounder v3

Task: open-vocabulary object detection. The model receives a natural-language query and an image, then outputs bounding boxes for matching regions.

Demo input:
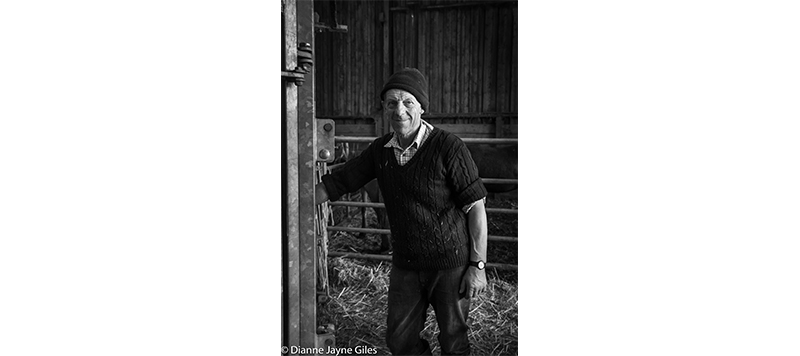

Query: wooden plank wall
[315,0,517,118]
[314,1,385,117]
[392,0,518,114]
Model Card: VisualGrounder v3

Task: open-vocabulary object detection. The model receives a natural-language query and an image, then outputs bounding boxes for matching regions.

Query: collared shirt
[384,119,485,214]
[383,119,433,166]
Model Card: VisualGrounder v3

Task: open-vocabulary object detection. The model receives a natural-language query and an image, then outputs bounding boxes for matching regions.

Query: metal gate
[282,0,331,350]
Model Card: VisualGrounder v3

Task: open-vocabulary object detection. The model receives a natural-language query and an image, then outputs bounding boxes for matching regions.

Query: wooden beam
[384,0,392,77]
[390,1,515,12]
[316,112,518,119]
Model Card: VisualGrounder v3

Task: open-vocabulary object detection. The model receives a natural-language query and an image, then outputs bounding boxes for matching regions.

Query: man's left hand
[459,266,487,299]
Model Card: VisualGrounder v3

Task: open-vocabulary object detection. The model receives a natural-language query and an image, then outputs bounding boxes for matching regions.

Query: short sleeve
[444,136,487,207]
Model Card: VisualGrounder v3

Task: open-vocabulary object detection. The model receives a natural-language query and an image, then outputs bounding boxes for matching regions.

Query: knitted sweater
[322,128,487,270]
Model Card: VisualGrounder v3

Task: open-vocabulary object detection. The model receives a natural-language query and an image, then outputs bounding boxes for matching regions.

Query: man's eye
[403,101,414,107]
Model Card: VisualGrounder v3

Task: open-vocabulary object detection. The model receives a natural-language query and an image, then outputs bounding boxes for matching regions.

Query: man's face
[382,89,424,139]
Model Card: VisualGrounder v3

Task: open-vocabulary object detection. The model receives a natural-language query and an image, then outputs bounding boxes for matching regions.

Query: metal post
[296,0,317,349]
[282,0,318,349]
[283,0,300,348]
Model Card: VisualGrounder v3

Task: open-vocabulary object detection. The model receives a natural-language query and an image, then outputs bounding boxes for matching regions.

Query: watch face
[478,261,485,269]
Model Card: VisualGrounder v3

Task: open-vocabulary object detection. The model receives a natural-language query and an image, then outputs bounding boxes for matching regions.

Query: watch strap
[469,260,485,270]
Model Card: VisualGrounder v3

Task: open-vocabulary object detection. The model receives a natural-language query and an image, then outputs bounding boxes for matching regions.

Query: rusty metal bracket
[316,119,335,163]
[316,323,336,348]
[313,23,348,32]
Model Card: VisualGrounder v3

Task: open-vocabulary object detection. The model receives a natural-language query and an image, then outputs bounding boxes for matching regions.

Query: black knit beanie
[380,67,429,111]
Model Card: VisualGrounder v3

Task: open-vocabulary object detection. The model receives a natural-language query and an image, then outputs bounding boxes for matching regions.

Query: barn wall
[314,0,385,117]
[315,0,517,118]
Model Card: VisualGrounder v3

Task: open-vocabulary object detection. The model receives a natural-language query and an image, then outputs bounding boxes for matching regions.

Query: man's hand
[315,182,329,204]
[459,266,487,299]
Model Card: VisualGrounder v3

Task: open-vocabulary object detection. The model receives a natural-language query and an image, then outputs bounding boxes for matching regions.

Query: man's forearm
[467,199,488,262]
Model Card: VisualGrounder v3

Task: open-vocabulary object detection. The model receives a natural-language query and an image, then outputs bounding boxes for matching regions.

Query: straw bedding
[318,257,518,355]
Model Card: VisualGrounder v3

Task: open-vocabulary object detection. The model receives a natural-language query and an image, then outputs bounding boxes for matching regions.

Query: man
[315,68,488,355]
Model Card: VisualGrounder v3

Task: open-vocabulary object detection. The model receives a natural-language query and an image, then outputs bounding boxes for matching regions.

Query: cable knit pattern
[321,128,487,270]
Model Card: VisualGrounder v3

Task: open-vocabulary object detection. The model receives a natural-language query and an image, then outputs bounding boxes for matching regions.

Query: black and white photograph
[4,1,800,355]
[282,1,518,354]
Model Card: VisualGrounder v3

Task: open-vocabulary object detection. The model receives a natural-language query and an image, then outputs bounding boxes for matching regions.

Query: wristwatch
[469,260,485,270]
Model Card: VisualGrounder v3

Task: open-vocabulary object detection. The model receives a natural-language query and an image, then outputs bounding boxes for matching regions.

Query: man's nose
[394,105,407,116]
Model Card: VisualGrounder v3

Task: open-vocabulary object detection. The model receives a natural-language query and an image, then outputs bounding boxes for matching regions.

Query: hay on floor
[318,257,518,355]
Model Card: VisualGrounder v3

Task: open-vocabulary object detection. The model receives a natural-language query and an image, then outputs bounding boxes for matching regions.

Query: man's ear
[420,108,425,115]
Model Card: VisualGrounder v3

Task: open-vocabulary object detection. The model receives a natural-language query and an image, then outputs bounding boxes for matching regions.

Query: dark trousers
[386,265,471,355]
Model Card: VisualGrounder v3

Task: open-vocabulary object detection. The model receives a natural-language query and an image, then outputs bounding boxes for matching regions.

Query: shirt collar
[384,119,432,150]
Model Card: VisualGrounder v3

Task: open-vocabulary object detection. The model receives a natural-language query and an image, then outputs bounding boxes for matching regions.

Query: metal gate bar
[328,251,518,271]
[336,136,518,145]
[329,200,517,215]
[326,226,517,243]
